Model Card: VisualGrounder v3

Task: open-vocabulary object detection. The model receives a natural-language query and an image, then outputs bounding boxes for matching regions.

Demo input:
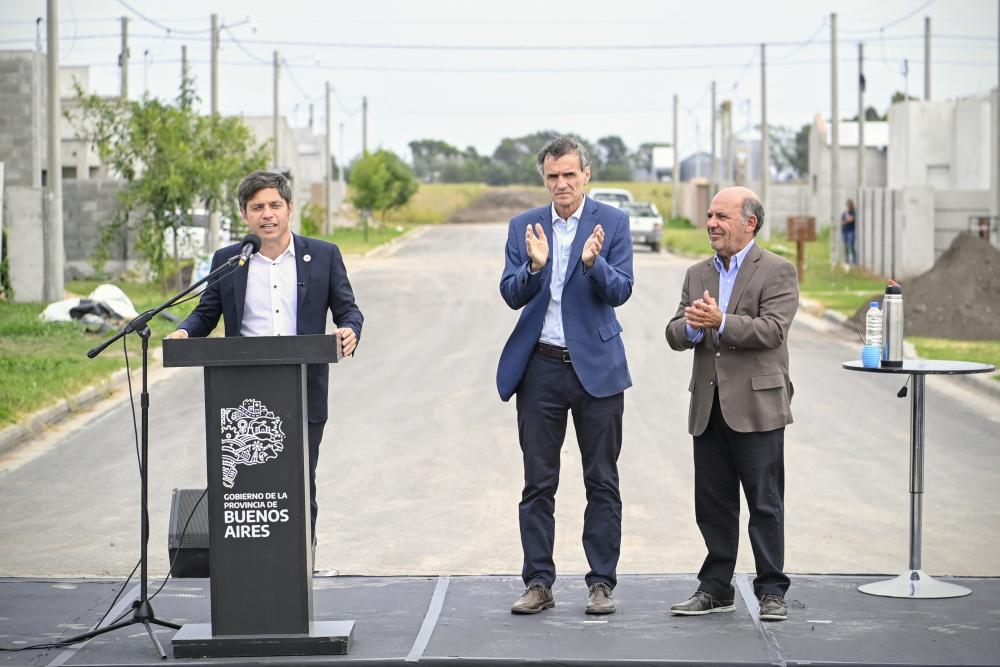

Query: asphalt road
[1,223,998,580]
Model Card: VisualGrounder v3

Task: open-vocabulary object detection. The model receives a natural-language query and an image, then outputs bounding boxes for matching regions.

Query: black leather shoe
[511,584,554,614]
[759,594,787,621]
[670,590,735,615]
[585,583,616,615]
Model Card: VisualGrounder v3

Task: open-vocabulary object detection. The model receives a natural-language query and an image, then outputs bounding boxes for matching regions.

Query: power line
[840,0,937,35]
[117,0,211,35]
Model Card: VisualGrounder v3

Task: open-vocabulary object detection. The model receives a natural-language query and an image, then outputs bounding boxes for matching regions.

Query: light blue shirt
[538,198,585,346]
[686,238,756,344]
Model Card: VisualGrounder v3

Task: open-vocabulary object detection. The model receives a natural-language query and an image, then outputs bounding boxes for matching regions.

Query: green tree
[349,149,418,226]
[68,83,268,288]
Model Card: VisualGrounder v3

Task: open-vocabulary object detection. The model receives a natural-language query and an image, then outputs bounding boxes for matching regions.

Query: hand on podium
[165,329,189,340]
[336,327,357,356]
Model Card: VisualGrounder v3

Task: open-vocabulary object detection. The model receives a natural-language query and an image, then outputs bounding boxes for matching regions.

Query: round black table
[843,359,996,598]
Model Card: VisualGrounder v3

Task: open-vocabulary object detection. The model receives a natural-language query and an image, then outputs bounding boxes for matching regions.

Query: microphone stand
[62,255,246,659]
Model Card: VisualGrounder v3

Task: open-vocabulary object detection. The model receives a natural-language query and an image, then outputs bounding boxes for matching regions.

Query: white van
[588,188,634,207]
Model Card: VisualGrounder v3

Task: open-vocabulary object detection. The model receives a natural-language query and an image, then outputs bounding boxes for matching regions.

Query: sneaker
[758,594,787,621]
[670,590,735,616]
[585,583,616,615]
[510,584,554,614]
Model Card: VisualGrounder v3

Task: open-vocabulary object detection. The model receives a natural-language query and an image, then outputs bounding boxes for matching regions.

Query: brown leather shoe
[510,584,554,614]
[585,583,616,615]
[670,590,735,615]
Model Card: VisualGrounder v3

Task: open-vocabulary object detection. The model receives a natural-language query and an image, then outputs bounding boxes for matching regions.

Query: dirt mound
[850,232,1000,340]
[448,188,549,223]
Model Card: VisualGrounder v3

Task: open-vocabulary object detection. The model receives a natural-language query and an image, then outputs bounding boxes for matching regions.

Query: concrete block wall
[62,178,138,278]
[0,51,43,188]
[4,185,45,302]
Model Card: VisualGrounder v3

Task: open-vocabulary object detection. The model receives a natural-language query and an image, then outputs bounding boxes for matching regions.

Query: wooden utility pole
[45,0,64,301]
[831,13,842,266]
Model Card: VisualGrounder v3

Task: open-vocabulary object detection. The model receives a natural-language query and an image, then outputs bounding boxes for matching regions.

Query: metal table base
[843,360,995,599]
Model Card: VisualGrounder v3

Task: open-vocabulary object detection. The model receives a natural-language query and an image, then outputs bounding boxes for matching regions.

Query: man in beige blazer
[666,186,798,622]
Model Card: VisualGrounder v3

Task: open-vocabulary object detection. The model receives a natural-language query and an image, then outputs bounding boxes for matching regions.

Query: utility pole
[858,43,866,193]
[45,0,64,301]
[338,121,345,190]
[924,16,931,100]
[709,80,717,198]
[723,100,734,184]
[672,94,679,221]
[181,45,188,101]
[208,13,220,250]
[831,13,842,266]
[120,16,128,99]
[760,43,768,229]
[324,81,332,235]
[273,51,280,169]
[362,96,368,155]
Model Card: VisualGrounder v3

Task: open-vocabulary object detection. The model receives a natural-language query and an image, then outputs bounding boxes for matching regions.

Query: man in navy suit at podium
[497,136,634,616]
[167,170,364,550]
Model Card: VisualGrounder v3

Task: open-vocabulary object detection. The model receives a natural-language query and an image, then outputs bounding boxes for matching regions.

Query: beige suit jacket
[666,243,799,436]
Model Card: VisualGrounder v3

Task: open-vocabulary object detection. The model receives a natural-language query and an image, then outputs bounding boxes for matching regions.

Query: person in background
[841,199,857,266]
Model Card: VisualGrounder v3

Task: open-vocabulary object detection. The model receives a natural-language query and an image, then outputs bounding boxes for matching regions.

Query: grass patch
[908,338,1000,380]
[382,183,488,225]
[0,280,199,428]
[318,222,416,255]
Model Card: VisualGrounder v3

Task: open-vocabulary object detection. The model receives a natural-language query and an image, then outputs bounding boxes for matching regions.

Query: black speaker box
[167,488,210,578]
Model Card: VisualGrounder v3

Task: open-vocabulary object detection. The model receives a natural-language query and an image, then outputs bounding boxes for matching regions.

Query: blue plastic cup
[861,345,881,368]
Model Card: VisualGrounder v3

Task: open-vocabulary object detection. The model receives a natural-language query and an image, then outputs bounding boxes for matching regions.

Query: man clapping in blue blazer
[497,136,634,616]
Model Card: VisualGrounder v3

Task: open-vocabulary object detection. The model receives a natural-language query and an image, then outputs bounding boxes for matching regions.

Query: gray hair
[741,196,765,235]
[237,171,293,211]
[536,136,591,177]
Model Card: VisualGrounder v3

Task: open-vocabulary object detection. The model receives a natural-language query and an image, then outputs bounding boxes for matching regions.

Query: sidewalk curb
[361,225,428,259]
[799,297,1000,401]
[0,347,165,458]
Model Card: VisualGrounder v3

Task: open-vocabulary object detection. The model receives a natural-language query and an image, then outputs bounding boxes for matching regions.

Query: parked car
[589,188,634,207]
[621,201,663,252]
[162,209,234,260]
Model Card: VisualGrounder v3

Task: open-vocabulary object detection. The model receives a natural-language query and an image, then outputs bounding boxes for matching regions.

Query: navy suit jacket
[497,196,633,401]
[177,233,364,423]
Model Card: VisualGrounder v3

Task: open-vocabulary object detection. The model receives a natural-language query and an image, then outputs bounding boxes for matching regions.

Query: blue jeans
[842,227,856,264]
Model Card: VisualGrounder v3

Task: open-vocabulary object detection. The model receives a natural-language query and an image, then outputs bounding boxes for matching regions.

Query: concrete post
[709,80,717,198]
[120,17,128,99]
[325,81,332,235]
[859,42,866,192]
[273,51,280,169]
[924,17,931,101]
[208,14,220,251]
[45,0,64,301]
[362,96,368,155]
[831,13,842,266]
[672,94,679,220]
[760,43,768,226]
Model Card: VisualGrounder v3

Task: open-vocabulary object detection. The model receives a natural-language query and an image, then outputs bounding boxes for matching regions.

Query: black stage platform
[2,574,998,666]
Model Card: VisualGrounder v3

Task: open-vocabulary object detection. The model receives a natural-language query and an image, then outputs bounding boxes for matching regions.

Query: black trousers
[693,389,789,600]
[308,420,325,545]
[515,352,624,589]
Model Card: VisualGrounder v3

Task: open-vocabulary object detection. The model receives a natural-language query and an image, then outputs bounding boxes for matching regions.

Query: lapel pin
[303,254,311,263]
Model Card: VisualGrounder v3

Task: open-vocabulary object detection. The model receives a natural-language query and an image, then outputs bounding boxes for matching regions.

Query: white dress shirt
[240,235,299,337]
[538,198,585,347]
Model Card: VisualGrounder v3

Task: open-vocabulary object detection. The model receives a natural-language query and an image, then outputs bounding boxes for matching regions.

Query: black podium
[163,334,354,658]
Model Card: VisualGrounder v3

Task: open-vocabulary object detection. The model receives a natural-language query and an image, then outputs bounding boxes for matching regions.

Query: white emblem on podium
[220,399,286,489]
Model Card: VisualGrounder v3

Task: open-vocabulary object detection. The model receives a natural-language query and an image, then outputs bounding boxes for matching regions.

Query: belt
[535,342,571,362]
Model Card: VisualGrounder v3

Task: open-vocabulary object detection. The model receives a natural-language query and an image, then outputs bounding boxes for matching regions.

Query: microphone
[237,234,262,266]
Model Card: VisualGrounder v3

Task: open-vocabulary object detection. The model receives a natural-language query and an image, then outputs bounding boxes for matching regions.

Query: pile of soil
[448,188,549,223]
[850,232,1000,340]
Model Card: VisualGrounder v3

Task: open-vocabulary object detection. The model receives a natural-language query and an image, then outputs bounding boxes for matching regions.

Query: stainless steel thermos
[881,280,903,368]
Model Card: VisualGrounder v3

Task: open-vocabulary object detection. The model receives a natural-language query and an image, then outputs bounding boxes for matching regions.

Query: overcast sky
[2,0,997,168]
